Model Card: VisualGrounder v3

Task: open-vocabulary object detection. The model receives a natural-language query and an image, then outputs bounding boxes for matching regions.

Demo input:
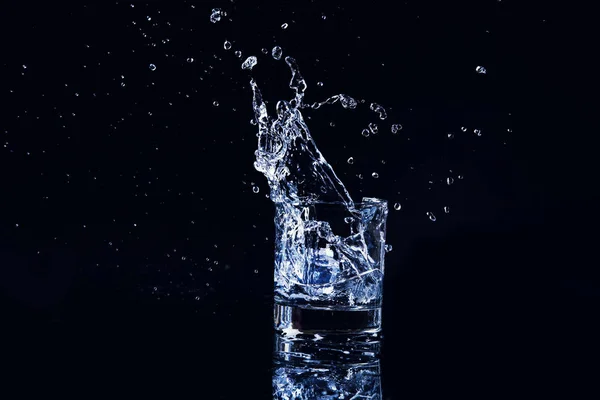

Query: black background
[0,0,596,397]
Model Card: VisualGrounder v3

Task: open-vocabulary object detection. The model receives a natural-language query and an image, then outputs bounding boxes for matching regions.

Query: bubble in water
[213,101,219,106]
[281,23,289,29]
[195,296,200,301]
[447,132,455,139]
[347,157,354,164]
[317,81,324,87]
[254,269,259,274]
[426,212,437,221]
[344,216,354,224]
[370,103,387,120]
[210,8,224,23]
[385,244,393,252]
[361,129,370,137]
[368,123,378,134]
[391,124,402,134]
[393,202,401,210]
[241,56,257,70]
[149,63,156,71]
[224,41,232,50]
[447,177,454,185]
[261,48,268,54]
[252,186,259,193]
[357,174,364,179]
[234,50,242,58]
[372,172,379,178]
[329,121,335,127]
[444,206,450,213]
[339,94,357,109]
[461,126,467,132]
[250,118,257,125]
[475,66,487,74]
[187,57,194,63]
[147,16,151,21]
[272,46,282,60]
[458,175,464,179]
[121,82,125,87]
[507,128,513,133]
[474,129,481,136]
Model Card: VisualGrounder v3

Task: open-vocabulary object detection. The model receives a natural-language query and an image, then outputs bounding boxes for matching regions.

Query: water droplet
[385,244,393,252]
[394,202,401,211]
[361,129,370,137]
[210,8,223,23]
[444,206,450,213]
[447,132,455,139]
[187,57,194,63]
[368,122,378,134]
[475,65,487,74]
[344,216,354,224]
[272,46,282,60]
[461,126,467,132]
[372,172,379,178]
[317,81,324,87]
[213,100,219,106]
[391,124,402,134]
[427,212,437,221]
[447,177,454,185]
[281,23,289,29]
[234,50,242,58]
[252,186,259,193]
[339,94,357,109]
[241,56,257,70]
[329,121,335,127]
[224,40,232,50]
[149,63,156,71]
[474,129,481,136]
[370,103,387,120]
[347,157,354,164]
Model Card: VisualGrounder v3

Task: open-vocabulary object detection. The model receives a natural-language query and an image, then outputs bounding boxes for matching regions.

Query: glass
[273,197,388,334]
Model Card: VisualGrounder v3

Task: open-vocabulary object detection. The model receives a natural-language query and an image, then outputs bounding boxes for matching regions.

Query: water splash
[242,56,258,70]
[210,8,225,23]
[272,46,283,60]
[250,57,388,307]
[370,103,387,120]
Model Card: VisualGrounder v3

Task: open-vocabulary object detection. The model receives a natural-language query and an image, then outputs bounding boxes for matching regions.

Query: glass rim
[275,197,387,207]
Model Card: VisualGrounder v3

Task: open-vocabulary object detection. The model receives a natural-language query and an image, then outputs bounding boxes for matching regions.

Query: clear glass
[273,197,388,334]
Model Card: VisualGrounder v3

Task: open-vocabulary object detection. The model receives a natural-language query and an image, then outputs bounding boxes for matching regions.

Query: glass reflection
[272,332,382,399]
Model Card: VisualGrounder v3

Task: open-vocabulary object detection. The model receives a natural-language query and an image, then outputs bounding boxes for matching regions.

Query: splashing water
[272,46,283,60]
[242,56,258,70]
[250,57,388,308]
[370,103,387,120]
[210,8,225,23]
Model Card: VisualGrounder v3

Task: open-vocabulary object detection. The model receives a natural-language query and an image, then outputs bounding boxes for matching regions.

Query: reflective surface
[273,332,382,399]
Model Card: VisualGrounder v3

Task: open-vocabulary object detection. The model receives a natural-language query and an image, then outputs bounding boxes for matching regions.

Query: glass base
[274,304,382,334]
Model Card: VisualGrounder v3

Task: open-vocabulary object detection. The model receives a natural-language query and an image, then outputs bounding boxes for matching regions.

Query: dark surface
[0,0,595,397]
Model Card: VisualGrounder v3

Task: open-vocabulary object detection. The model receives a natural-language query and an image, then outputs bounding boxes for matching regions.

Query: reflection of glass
[274,199,389,334]
[272,332,383,399]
